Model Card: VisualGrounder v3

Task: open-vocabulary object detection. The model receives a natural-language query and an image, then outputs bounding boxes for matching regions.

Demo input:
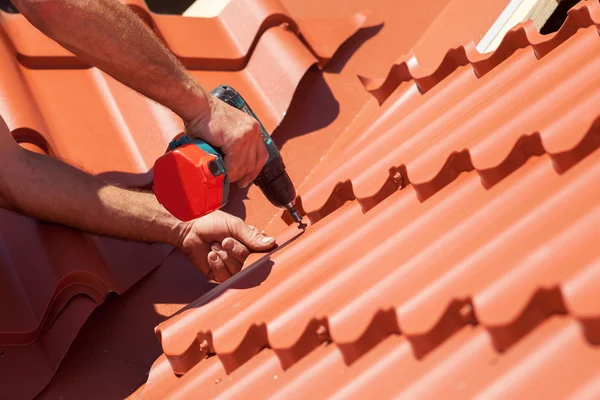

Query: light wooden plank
[183,0,232,18]
[477,0,561,53]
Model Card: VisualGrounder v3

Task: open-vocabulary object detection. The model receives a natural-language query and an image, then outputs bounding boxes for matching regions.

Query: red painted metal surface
[0,25,317,189]
[2,0,597,397]
[142,2,600,397]
[37,252,216,400]
[0,208,172,399]
[0,0,375,70]
[300,2,600,220]
[0,0,368,396]
[145,317,600,399]
[0,296,98,400]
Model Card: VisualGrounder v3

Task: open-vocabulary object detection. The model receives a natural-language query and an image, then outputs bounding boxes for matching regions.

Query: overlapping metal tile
[0,0,376,70]
[142,2,600,397]
[0,0,381,397]
[0,25,318,188]
[0,207,173,399]
[300,1,600,220]
[145,317,600,399]
[36,252,217,400]
[0,296,97,400]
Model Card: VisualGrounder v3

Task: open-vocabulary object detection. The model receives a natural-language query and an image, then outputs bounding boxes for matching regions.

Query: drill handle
[210,85,281,167]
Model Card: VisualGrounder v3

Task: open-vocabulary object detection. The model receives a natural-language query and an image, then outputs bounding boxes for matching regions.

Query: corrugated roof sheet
[0,0,386,396]
[142,2,600,397]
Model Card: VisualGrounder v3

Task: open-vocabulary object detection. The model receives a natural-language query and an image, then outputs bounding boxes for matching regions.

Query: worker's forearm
[0,149,185,247]
[13,0,208,122]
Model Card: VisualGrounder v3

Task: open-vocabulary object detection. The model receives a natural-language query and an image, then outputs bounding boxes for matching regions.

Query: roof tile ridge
[358,1,600,105]
[0,26,54,151]
[150,284,600,381]
[180,0,298,71]
[294,9,383,68]
[298,29,600,223]
[0,275,108,346]
[302,109,600,223]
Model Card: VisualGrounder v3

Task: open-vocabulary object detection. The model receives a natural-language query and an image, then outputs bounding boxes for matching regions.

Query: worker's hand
[184,95,269,188]
[177,210,276,282]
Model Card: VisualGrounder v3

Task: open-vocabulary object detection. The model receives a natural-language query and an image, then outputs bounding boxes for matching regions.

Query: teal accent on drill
[168,136,225,175]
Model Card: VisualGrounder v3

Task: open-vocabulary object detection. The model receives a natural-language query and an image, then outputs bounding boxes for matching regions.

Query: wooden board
[182,0,232,18]
[477,0,562,53]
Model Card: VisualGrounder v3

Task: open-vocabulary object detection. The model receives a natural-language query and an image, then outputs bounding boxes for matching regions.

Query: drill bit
[288,206,307,230]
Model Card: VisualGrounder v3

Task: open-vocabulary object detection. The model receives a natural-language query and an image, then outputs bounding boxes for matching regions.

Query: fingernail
[223,239,234,250]
[261,236,274,244]
[209,252,218,261]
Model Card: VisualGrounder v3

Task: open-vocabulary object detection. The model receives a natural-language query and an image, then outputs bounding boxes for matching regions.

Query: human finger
[211,242,243,276]
[208,250,232,282]
[238,141,268,188]
[236,140,259,188]
[221,237,250,264]
[183,244,213,279]
[227,217,276,251]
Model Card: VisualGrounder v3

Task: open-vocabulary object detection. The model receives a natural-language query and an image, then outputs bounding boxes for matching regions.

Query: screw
[459,303,473,321]
[199,339,209,355]
[316,325,329,341]
[392,172,403,186]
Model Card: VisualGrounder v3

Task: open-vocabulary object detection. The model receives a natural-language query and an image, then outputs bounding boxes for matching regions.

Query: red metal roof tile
[0,296,97,400]
[300,1,600,219]
[359,0,600,104]
[0,208,172,347]
[0,26,316,188]
[145,317,600,398]
[0,0,364,395]
[0,209,172,398]
[0,0,375,70]
[142,2,600,396]
[246,0,513,234]
[154,146,600,373]
[37,252,216,400]
[1,0,596,397]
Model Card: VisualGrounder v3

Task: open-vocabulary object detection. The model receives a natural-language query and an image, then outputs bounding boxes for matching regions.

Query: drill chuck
[253,154,295,207]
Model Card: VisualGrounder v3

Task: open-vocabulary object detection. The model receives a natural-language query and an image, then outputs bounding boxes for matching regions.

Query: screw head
[199,339,209,354]
[316,325,329,341]
[392,172,403,185]
[459,303,473,321]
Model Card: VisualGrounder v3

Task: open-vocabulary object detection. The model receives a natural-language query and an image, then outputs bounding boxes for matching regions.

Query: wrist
[176,79,212,124]
[168,217,192,249]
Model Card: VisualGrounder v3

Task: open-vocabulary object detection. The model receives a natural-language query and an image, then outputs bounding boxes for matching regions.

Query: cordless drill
[152,85,305,229]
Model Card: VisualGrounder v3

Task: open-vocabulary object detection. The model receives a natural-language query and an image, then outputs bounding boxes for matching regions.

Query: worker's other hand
[177,210,276,282]
[184,95,269,188]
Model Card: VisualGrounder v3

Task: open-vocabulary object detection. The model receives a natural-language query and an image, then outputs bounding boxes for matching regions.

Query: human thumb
[232,220,276,251]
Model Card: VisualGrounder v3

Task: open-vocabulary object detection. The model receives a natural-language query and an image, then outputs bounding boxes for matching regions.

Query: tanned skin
[5,0,276,281]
